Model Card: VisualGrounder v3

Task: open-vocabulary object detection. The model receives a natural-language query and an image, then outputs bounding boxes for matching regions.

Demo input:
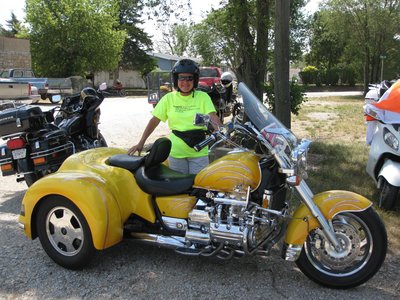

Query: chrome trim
[214,197,248,207]
[295,180,342,251]
[185,230,210,245]
[0,157,13,164]
[30,142,74,158]
[129,233,188,249]
[210,222,245,247]
[188,209,210,224]
[282,243,302,261]
[161,216,187,231]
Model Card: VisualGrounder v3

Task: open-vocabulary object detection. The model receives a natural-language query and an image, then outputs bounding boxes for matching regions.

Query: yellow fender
[284,190,372,246]
[20,172,128,250]
[19,148,156,251]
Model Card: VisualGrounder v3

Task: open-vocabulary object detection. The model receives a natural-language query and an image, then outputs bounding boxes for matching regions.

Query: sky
[0,0,323,30]
[0,0,322,36]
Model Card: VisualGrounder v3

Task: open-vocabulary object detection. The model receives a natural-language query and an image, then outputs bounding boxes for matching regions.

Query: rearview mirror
[51,95,62,103]
[99,82,107,91]
[194,113,210,126]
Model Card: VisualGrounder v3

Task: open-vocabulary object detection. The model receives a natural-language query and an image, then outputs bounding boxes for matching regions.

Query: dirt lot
[0,96,399,299]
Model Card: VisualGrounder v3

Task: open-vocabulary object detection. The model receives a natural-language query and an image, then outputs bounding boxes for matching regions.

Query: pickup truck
[0,78,40,100]
[0,68,73,103]
[198,66,222,87]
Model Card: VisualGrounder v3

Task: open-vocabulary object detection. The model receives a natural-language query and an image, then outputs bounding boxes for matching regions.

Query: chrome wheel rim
[304,213,373,277]
[45,206,84,256]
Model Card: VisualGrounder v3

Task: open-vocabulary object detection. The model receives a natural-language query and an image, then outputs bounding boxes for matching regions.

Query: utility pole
[380,55,386,81]
[274,0,291,128]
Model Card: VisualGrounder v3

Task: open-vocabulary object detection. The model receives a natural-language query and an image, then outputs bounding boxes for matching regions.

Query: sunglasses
[178,75,194,82]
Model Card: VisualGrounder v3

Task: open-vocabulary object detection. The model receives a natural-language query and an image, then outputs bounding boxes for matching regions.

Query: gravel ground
[0,96,399,299]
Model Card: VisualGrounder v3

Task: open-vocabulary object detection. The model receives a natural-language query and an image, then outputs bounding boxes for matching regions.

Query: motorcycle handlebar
[193,133,217,152]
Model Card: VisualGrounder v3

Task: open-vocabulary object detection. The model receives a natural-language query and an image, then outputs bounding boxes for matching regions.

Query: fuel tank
[194,151,261,192]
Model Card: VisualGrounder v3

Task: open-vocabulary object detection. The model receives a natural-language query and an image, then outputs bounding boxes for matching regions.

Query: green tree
[190,1,307,101]
[118,0,156,77]
[313,0,400,92]
[158,24,193,56]
[25,0,126,77]
[0,12,29,38]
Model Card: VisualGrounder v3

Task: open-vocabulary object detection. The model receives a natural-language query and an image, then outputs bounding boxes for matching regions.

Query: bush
[340,66,357,86]
[324,68,340,86]
[263,80,307,116]
[299,65,319,85]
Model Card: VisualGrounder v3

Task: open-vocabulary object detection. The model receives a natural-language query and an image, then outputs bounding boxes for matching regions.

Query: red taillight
[7,138,26,150]
[28,83,32,95]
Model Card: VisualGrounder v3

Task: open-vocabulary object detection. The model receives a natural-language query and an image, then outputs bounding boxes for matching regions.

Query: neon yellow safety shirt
[152,90,216,158]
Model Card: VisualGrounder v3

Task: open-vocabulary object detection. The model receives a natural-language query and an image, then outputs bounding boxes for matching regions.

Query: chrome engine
[130,190,286,259]
[184,190,284,258]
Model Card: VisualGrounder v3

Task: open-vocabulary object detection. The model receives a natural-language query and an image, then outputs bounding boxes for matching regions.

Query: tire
[118,89,126,97]
[24,172,44,187]
[379,177,399,210]
[36,195,96,269]
[40,93,47,100]
[296,208,387,289]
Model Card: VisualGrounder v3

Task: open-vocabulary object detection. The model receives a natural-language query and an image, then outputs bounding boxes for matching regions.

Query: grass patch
[292,95,399,251]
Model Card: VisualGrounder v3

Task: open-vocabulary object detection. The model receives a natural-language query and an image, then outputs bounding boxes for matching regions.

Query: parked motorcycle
[365,119,400,209]
[19,82,386,289]
[365,80,400,210]
[105,80,126,97]
[364,80,393,105]
[0,85,107,186]
[197,83,242,122]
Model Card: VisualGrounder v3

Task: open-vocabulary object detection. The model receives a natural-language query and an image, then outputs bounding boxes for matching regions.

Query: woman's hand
[128,143,144,156]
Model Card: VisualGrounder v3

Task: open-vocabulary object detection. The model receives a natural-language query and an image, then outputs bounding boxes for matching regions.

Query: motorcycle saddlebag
[0,143,15,175]
[0,106,44,137]
[30,129,74,171]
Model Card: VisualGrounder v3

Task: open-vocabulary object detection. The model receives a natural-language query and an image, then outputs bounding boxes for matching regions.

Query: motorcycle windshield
[238,82,298,154]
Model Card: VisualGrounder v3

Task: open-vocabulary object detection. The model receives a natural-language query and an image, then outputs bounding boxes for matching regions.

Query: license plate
[12,148,27,159]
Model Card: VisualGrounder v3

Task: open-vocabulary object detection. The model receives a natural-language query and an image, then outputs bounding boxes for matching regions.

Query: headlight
[383,128,399,151]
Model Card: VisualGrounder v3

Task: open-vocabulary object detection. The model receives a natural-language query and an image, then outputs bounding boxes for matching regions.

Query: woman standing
[128,59,221,174]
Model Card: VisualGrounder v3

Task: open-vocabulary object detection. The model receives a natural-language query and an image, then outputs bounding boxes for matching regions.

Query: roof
[146,52,201,63]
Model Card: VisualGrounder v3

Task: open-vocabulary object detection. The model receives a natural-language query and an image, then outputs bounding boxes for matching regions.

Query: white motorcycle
[364,80,393,105]
[365,102,400,210]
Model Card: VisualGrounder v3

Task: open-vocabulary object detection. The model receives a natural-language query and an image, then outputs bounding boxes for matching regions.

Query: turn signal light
[33,157,46,165]
[7,138,26,150]
[1,163,13,172]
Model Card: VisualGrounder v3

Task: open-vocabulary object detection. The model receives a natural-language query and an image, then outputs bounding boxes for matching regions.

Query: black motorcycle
[197,83,242,122]
[0,85,107,186]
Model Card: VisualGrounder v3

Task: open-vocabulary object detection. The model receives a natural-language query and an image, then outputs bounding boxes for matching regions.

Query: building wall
[94,70,146,89]
[0,36,31,70]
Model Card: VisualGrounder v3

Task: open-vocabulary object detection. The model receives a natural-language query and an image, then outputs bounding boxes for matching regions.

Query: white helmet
[221,72,233,88]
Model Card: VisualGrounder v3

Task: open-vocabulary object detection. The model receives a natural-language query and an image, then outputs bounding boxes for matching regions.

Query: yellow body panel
[284,190,372,246]
[20,148,156,250]
[194,152,261,192]
[156,195,196,218]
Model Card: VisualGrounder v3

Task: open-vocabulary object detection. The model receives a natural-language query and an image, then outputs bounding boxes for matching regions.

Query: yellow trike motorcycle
[19,83,387,289]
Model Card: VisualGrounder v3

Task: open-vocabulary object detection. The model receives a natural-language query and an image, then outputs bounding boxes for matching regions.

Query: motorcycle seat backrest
[144,137,171,169]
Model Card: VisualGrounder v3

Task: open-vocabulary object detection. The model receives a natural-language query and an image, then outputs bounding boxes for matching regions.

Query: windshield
[238,82,298,154]
[200,68,218,78]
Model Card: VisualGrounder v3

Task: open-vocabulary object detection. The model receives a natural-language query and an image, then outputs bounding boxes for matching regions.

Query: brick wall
[0,36,31,70]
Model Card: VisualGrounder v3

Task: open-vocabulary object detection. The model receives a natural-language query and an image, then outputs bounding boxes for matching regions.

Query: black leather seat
[109,154,144,172]
[109,138,195,196]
